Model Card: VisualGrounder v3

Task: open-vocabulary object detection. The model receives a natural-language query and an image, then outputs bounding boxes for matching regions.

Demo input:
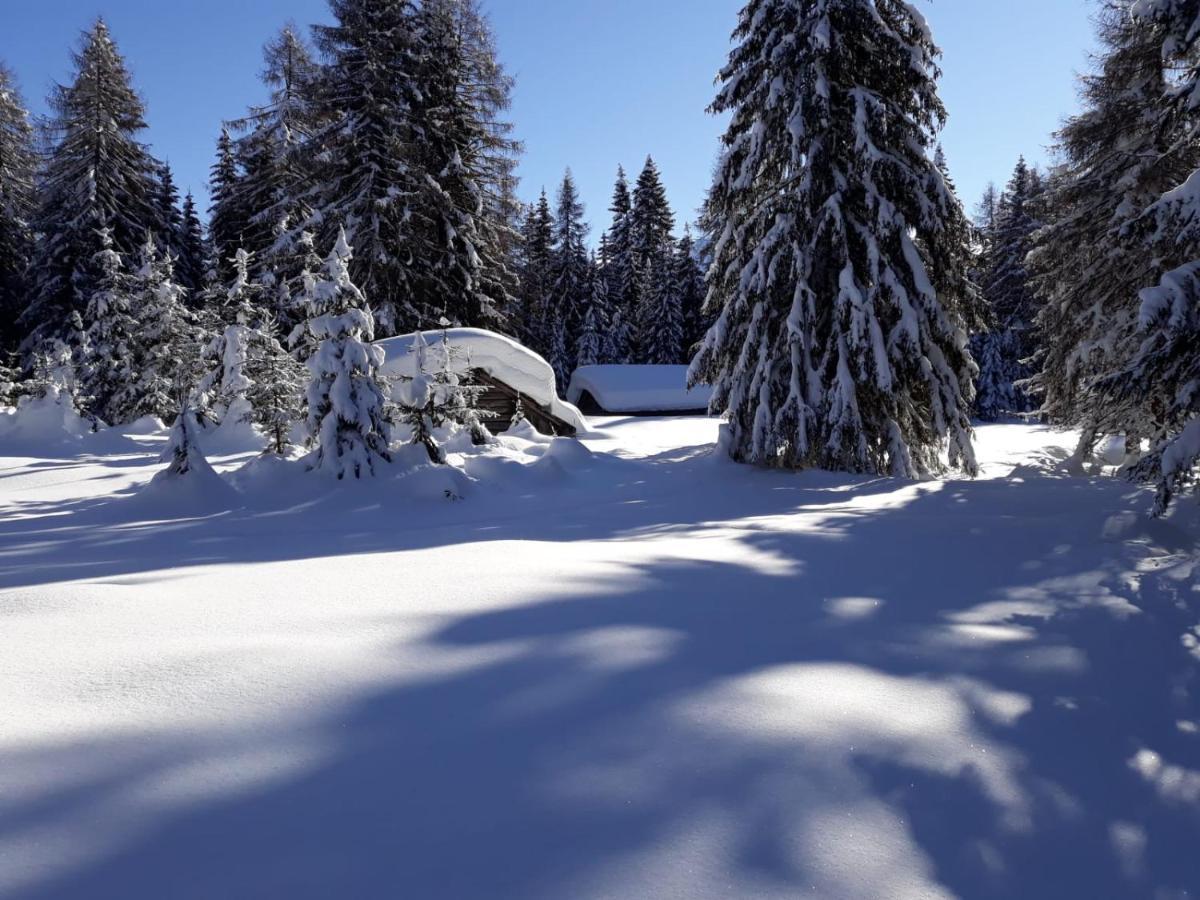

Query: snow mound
[0,388,108,454]
[540,436,595,470]
[120,415,167,436]
[393,460,474,502]
[228,453,305,494]
[1097,435,1127,466]
[134,449,239,515]
[502,417,552,444]
[131,415,240,514]
[376,328,588,433]
[199,400,267,455]
[568,365,714,414]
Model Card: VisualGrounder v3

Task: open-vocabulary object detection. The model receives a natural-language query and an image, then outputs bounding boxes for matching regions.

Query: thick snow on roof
[568,365,714,413]
[376,328,588,433]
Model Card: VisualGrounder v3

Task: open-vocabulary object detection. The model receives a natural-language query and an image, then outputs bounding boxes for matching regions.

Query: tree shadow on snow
[2,466,1198,898]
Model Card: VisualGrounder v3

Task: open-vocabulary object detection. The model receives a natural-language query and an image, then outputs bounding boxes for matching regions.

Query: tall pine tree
[516,192,555,353]
[1103,0,1200,511]
[691,0,977,477]
[974,157,1043,419]
[226,25,323,293]
[79,227,137,423]
[0,65,35,349]
[207,126,247,289]
[21,20,162,355]
[675,227,708,359]
[604,166,638,354]
[1028,5,1196,461]
[177,192,207,296]
[630,156,676,359]
[548,170,589,389]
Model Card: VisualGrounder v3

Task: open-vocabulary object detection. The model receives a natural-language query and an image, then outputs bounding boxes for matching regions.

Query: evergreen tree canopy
[516,191,555,353]
[675,228,708,358]
[311,0,517,336]
[1028,6,1196,446]
[974,157,1043,420]
[691,0,977,477]
[548,170,589,389]
[177,192,207,296]
[225,25,323,291]
[80,227,137,423]
[1103,0,1200,511]
[0,64,36,347]
[22,20,162,353]
[302,227,391,478]
[208,126,246,287]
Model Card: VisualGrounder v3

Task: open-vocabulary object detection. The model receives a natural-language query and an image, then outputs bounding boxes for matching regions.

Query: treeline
[0,1,706,437]
[0,1,523,430]
[513,162,708,390]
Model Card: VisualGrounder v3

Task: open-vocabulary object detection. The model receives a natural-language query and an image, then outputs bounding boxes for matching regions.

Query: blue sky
[1,0,1097,234]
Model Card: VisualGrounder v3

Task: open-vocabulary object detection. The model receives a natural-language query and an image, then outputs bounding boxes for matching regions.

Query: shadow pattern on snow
[0,437,1198,899]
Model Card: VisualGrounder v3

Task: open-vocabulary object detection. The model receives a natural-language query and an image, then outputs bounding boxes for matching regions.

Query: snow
[0,419,1198,898]
[568,364,714,413]
[377,328,589,434]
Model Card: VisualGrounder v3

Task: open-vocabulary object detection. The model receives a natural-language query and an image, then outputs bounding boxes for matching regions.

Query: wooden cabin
[470,369,577,436]
[375,328,588,437]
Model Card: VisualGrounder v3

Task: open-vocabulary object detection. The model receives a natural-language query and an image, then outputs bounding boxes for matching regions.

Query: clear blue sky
[1,0,1096,234]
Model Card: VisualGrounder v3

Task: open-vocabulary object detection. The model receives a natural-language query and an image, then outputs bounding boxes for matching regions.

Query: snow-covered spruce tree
[409,0,521,329]
[0,351,21,407]
[303,227,391,478]
[79,227,137,423]
[604,305,635,365]
[603,167,638,354]
[690,0,977,477]
[630,157,676,359]
[930,145,988,336]
[638,247,683,365]
[284,230,325,363]
[974,157,1043,420]
[226,26,323,293]
[312,0,517,335]
[176,192,207,296]
[160,401,206,474]
[123,234,202,423]
[1097,0,1200,512]
[394,328,446,463]
[491,170,525,330]
[246,313,306,454]
[393,323,497,458]
[207,126,249,289]
[1027,5,1196,463]
[200,247,264,426]
[576,257,610,369]
[0,64,36,348]
[675,227,709,359]
[548,170,590,389]
[517,192,555,353]
[969,184,999,316]
[21,20,163,356]
[155,162,185,261]
[310,0,425,335]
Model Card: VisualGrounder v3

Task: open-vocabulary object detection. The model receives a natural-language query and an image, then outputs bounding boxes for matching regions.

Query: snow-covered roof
[567,365,714,414]
[376,328,588,433]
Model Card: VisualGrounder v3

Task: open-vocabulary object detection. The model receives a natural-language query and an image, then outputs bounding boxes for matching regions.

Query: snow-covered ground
[1,418,1198,899]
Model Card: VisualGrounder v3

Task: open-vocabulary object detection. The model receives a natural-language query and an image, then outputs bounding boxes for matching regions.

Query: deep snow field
[1,413,1198,899]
